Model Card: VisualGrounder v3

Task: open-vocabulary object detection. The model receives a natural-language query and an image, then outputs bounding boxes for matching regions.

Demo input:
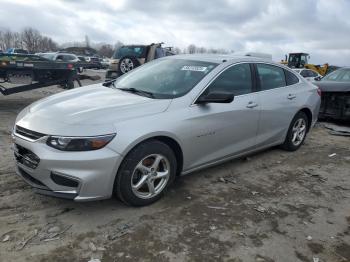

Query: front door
[186,63,261,170]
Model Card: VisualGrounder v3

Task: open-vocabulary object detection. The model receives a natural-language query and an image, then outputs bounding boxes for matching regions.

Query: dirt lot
[0,71,349,262]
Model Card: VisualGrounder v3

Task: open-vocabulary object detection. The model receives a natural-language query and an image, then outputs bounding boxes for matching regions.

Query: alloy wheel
[131,154,170,199]
[120,58,134,73]
[291,118,306,146]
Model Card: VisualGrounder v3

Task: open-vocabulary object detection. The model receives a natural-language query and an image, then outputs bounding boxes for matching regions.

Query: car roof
[165,54,278,65]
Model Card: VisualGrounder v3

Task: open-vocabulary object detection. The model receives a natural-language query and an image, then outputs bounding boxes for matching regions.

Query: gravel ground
[0,71,349,262]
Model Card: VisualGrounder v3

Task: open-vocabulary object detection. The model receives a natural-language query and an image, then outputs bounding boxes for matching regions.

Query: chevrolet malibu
[12,55,321,206]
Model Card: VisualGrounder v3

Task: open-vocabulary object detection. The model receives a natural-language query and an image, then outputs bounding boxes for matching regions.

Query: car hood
[314,81,350,92]
[16,84,171,136]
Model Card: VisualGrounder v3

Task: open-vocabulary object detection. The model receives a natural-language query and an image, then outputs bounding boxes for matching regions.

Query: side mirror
[314,76,322,81]
[196,92,234,104]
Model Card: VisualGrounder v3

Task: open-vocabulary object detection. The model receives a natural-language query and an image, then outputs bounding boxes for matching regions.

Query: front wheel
[114,140,177,206]
[281,111,309,151]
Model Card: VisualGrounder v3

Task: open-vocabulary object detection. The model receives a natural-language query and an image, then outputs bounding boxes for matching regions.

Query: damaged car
[12,54,320,206]
[315,67,350,121]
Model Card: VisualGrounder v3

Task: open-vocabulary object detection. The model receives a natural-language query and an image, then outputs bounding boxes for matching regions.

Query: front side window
[114,59,218,99]
[206,63,252,96]
[257,64,286,90]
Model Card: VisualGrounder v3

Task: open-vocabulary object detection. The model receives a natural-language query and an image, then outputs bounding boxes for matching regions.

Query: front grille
[18,166,48,188]
[15,125,46,141]
[14,144,40,169]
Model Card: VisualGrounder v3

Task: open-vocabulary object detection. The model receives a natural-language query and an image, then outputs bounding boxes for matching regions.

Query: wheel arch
[299,107,313,132]
[120,134,184,176]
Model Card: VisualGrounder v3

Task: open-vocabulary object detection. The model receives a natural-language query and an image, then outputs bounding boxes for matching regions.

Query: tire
[118,56,139,75]
[281,111,309,151]
[114,140,177,206]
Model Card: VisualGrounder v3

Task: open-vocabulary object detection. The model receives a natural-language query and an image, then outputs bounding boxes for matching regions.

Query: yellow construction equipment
[281,53,330,76]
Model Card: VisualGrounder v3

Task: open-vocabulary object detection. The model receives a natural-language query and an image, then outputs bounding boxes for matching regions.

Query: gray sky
[1,0,349,65]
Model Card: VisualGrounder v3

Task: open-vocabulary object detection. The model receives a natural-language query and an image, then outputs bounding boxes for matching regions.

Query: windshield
[322,69,350,82]
[114,59,218,99]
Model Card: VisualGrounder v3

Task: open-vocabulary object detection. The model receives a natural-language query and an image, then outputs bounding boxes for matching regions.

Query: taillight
[67,64,74,69]
[317,87,322,96]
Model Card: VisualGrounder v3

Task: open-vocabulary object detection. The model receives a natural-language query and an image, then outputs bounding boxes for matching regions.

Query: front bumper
[12,133,123,201]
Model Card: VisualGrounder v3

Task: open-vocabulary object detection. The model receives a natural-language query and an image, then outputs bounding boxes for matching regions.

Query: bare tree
[187,44,196,54]
[173,47,182,54]
[85,35,90,48]
[114,41,124,51]
[98,44,114,57]
[21,27,42,52]
[3,30,14,50]
[197,47,207,53]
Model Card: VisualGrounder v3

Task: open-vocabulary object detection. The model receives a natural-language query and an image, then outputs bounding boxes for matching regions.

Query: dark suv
[106,43,174,80]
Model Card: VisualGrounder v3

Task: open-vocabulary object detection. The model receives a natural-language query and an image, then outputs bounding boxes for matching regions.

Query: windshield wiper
[118,87,154,98]
[102,79,116,87]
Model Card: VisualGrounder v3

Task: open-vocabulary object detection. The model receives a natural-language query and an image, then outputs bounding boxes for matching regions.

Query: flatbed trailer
[0,54,91,95]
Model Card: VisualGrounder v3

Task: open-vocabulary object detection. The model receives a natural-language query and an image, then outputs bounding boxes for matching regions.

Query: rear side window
[114,46,146,59]
[285,70,299,85]
[207,63,252,96]
[308,70,318,77]
[256,64,286,90]
[300,70,308,77]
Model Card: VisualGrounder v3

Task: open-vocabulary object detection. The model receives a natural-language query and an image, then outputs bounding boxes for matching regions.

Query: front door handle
[246,101,258,108]
[287,94,296,100]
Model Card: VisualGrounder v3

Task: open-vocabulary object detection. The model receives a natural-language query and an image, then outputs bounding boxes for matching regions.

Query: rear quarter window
[285,70,299,85]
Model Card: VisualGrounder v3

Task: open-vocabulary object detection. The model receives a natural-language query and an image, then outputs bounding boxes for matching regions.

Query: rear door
[254,63,301,147]
[187,63,261,169]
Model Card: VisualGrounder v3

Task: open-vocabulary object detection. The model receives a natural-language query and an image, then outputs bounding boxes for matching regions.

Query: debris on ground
[18,229,38,250]
[108,223,134,240]
[328,153,337,158]
[307,235,313,241]
[218,177,237,184]
[324,123,350,137]
[2,234,10,242]
[89,242,97,252]
[209,225,217,231]
[207,206,228,210]
[255,206,267,213]
[47,226,60,234]
[88,259,101,262]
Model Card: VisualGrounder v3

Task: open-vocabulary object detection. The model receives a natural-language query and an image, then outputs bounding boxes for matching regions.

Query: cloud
[0,0,349,65]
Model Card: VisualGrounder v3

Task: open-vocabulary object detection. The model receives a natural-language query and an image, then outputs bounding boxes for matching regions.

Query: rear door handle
[246,101,258,108]
[287,94,296,100]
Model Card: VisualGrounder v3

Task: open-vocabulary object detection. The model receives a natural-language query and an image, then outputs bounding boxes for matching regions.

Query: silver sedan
[13,54,321,206]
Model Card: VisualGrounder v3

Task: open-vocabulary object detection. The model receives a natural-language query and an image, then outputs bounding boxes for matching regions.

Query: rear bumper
[13,134,123,201]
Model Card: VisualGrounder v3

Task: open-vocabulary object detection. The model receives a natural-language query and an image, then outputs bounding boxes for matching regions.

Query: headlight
[46,134,116,151]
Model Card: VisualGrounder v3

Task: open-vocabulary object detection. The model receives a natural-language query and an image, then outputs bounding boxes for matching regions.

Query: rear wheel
[114,140,177,206]
[281,111,309,151]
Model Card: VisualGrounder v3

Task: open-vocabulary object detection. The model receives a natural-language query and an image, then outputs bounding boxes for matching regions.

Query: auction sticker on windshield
[181,66,207,72]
